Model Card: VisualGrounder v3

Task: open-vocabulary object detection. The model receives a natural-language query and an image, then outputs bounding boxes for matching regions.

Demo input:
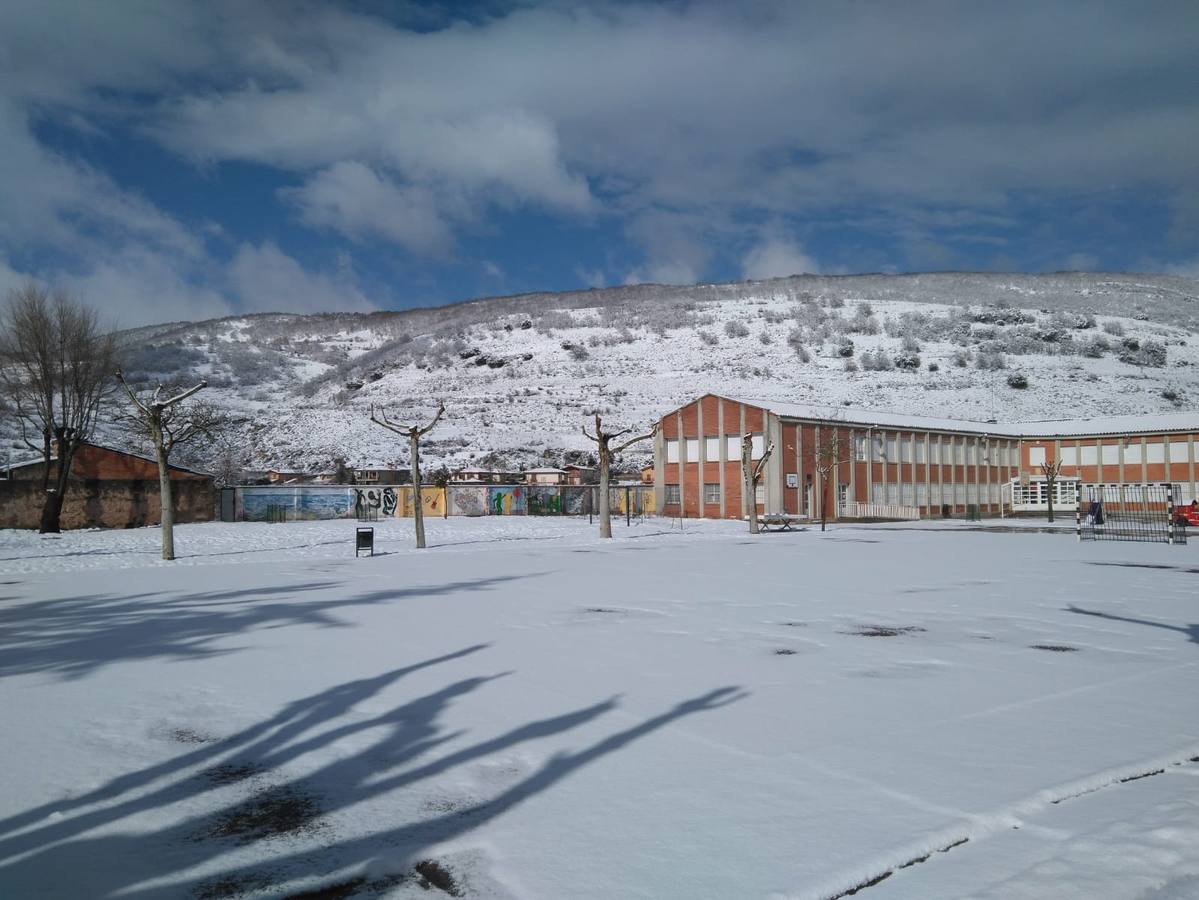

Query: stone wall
[0,478,215,530]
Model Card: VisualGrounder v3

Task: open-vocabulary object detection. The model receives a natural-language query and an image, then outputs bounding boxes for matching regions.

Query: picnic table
[750,514,804,532]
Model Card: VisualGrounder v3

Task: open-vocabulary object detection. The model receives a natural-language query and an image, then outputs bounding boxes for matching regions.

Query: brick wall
[0,478,215,529]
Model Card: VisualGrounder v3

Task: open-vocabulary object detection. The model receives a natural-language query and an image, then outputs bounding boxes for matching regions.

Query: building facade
[1,443,215,529]
[654,395,1199,520]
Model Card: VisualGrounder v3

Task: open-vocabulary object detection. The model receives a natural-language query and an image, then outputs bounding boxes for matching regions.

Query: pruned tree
[0,284,120,533]
[1041,457,1064,524]
[807,428,848,532]
[741,432,775,534]
[582,414,656,538]
[370,402,444,548]
[115,371,218,560]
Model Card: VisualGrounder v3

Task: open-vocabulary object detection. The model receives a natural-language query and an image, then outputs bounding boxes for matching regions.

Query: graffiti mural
[239,487,355,521]
[449,485,488,517]
[488,485,526,515]
[354,486,398,519]
[397,486,446,517]
[561,486,592,515]
[527,486,562,515]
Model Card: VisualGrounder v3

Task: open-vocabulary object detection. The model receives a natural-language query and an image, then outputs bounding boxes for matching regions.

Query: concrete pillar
[717,401,726,518]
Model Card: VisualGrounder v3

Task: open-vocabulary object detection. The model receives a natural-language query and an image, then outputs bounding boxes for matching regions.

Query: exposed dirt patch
[831,869,892,897]
[585,607,621,614]
[171,728,215,744]
[282,874,408,899]
[774,648,798,655]
[1030,644,1078,652]
[415,860,461,896]
[848,625,927,638]
[199,785,326,844]
[202,762,264,786]
[194,872,276,899]
[1118,768,1165,783]
[780,621,807,627]
[826,837,967,898]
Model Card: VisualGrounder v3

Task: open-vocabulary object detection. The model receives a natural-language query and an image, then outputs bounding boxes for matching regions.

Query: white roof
[726,397,1199,439]
[524,467,568,474]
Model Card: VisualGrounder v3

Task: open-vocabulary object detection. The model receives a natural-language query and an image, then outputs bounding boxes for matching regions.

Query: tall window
[665,484,681,505]
[703,483,721,504]
[854,435,868,461]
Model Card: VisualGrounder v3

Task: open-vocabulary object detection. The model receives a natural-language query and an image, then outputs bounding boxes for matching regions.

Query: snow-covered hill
[96,272,1199,474]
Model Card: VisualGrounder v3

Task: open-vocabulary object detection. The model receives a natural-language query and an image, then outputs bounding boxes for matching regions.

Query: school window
[666,440,680,463]
[705,437,722,460]
[685,438,700,461]
[665,484,681,505]
[1029,446,1046,467]
[1060,446,1078,466]
[703,483,721,504]
[854,435,868,461]
[1123,443,1142,464]
[915,440,927,464]
[754,484,765,504]
[1169,441,1189,463]
[1146,442,1165,464]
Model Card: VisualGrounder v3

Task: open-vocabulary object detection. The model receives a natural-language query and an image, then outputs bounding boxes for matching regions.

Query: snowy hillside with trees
[80,272,1199,476]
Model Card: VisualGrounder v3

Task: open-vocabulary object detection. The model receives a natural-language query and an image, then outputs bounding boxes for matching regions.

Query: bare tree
[807,428,848,532]
[0,284,119,533]
[582,414,655,538]
[1041,458,1064,524]
[370,402,444,548]
[115,371,217,560]
[741,432,775,534]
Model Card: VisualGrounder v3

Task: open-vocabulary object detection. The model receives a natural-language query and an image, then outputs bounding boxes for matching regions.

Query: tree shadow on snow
[0,643,746,899]
[0,574,540,680]
[1066,604,1199,647]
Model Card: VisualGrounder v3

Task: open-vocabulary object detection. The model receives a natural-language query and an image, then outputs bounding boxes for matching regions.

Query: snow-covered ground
[1,518,1197,899]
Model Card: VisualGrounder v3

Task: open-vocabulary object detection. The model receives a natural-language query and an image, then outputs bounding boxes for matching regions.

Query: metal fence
[1077,483,1187,545]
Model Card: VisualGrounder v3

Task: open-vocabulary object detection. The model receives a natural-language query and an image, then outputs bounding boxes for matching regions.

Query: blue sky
[1,0,1196,326]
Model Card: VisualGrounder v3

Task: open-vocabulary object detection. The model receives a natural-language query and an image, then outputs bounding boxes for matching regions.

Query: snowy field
[0,517,1197,899]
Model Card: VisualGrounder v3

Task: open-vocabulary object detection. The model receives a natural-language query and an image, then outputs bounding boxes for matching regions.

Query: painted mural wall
[233,484,653,520]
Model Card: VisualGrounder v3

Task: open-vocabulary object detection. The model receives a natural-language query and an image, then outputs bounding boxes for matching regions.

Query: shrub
[724,319,750,338]
[927,362,939,372]
[901,335,921,352]
[569,345,590,361]
[894,352,921,370]
[1162,387,1182,403]
[976,352,1006,371]
[1118,339,1166,367]
[836,338,855,357]
[1006,372,1029,389]
[698,331,719,346]
[843,358,858,372]
[1102,320,1124,336]
[953,350,971,368]
[758,330,773,345]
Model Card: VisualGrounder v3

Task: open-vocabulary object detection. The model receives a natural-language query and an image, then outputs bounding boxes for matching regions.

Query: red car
[1174,503,1199,527]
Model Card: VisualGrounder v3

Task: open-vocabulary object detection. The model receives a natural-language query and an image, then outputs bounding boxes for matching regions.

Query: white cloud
[284,161,453,256]
[228,241,375,314]
[741,235,818,279]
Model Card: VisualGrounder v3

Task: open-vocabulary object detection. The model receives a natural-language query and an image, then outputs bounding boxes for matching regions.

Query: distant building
[454,466,500,483]
[563,464,597,485]
[655,393,1199,520]
[524,467,568,486]
[352,467,410,485]
[0,442,215,529]
[640,464,654,485]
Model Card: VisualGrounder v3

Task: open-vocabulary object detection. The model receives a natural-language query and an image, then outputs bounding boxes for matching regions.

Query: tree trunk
[39,489,65,534]
[598,445,612,538]
[39,440,74,534]
[157,446,175,560]
[820,474,829,532]
[1046,479,1055,524]
[411,432,426,549]
[743,440,758,534]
